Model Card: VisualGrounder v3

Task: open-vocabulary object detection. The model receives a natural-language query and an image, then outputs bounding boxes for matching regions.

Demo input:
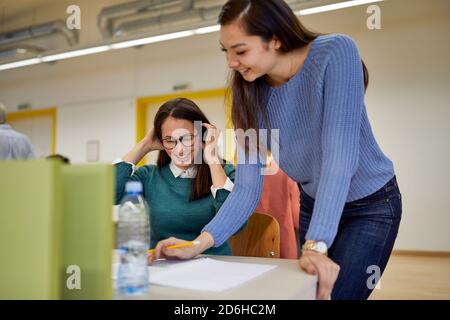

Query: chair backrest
[229,211,280,258]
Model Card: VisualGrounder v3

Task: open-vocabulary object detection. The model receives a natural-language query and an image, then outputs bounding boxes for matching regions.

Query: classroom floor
[369,253,450,300]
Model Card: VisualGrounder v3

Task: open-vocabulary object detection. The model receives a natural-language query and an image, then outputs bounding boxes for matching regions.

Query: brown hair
[219,0,369,134]
[0,103,7,124]
[46,154,71,164]
[153,98,225,201]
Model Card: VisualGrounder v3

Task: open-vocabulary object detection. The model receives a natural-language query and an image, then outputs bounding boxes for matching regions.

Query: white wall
[359,8,450,252]
[8,116,53,158]
[0,30,229,162]
[0,0,449,251]
[299,0,450,251]
[56,98,136,163]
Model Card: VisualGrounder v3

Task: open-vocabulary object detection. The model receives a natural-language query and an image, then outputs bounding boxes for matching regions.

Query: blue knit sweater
[203,34,395,248]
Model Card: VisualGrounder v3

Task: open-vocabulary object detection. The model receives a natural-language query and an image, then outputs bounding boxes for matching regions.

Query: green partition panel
[0,160,62,299]
[61,164,114,300]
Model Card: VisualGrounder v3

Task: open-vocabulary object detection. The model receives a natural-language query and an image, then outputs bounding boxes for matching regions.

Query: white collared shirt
[170,162,234,197]
[113,159,234,198]
[0,124,36,160]
[169,161,198,178]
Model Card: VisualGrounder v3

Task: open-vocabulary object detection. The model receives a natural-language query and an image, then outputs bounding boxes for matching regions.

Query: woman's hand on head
[122,127,163,164]
[299,250,340,300]
[143,128,164,153]
[202,123,221,165]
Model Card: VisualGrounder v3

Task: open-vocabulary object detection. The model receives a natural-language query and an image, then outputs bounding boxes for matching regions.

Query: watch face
[315,242,327,253]
[303,241,327,254]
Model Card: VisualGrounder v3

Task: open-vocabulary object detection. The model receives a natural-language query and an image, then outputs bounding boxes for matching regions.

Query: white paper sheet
[149,258,277,292]
[113,257,277,293]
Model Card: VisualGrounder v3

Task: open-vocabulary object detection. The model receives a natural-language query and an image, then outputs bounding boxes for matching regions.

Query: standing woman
[152,0,402,300]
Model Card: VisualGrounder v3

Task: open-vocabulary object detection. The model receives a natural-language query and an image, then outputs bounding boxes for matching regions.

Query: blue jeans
[299,176,402,300]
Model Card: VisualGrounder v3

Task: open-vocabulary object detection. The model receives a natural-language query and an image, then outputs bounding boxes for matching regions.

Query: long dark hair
[219,0,369,134]
[154,98,223,201]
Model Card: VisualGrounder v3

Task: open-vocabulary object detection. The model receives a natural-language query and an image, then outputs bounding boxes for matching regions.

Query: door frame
[7,107,57,154]
[135,88,232,167]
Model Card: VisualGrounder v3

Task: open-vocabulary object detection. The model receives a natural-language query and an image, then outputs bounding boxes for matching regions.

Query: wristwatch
[302,240,328,256]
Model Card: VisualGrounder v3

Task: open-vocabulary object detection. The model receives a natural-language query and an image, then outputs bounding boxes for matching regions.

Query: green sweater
[114,162,236,255]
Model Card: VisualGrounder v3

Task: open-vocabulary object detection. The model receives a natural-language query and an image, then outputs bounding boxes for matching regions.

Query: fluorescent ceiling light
[296,0,383,16]
[194,25,220,35]
[0,58,42,71]
[110,30,195,49]
[41,45,111,62]
[0,1,384,72]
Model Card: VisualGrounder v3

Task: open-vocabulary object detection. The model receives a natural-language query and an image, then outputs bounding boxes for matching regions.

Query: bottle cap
[125,181,143,193]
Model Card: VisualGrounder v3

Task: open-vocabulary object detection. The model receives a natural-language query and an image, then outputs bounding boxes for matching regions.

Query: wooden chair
[229,211,280,258]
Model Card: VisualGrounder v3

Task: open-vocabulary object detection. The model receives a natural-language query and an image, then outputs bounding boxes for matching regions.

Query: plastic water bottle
[117,181,150,295]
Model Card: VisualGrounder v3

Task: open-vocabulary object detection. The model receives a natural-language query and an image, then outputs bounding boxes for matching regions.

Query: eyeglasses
[161,134,196,150]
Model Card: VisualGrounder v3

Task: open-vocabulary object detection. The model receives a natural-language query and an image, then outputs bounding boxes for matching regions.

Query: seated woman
[114,98,235,257]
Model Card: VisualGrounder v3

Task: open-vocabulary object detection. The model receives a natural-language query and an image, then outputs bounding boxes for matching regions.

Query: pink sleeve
[290,181,300,231]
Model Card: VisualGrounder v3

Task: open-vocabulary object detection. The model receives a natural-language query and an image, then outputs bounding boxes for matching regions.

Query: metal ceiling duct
[98,0,183,38]
[98,0,314,39]
[0,20,79,47]
[112,5,221,37]
[0,44,46,60]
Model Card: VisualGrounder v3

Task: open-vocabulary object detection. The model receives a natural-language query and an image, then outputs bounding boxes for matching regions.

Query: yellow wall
[135,88,232,167]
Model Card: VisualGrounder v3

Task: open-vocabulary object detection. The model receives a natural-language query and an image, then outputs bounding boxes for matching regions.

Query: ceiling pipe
[97,0,182,38]
[0,20,78,47]
[0,44,46,60]
[99,0,314,38]
[112,5,221,37]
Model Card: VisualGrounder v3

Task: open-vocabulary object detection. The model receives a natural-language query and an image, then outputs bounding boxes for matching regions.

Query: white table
[115,255,317,300]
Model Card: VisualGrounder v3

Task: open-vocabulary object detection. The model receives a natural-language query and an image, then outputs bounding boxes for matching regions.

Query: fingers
[162,244,198,260]
[317,268,334,300]
[201,124,221,164]
[299,255,318,275]
[201,123,215,129]
[153,237,181,260]
[318,268,340,299]
[144,128,164,151]
[201,123,219,141]
[164,247,200,260]
[299,252,340,300]
[162,247,187,259]
[317,260,340,300]
[150,237,203,261]
[147,251,155,265]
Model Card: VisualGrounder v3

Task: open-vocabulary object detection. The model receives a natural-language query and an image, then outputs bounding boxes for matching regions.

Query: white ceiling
[0,0,130,31]
[0,0,58,21]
